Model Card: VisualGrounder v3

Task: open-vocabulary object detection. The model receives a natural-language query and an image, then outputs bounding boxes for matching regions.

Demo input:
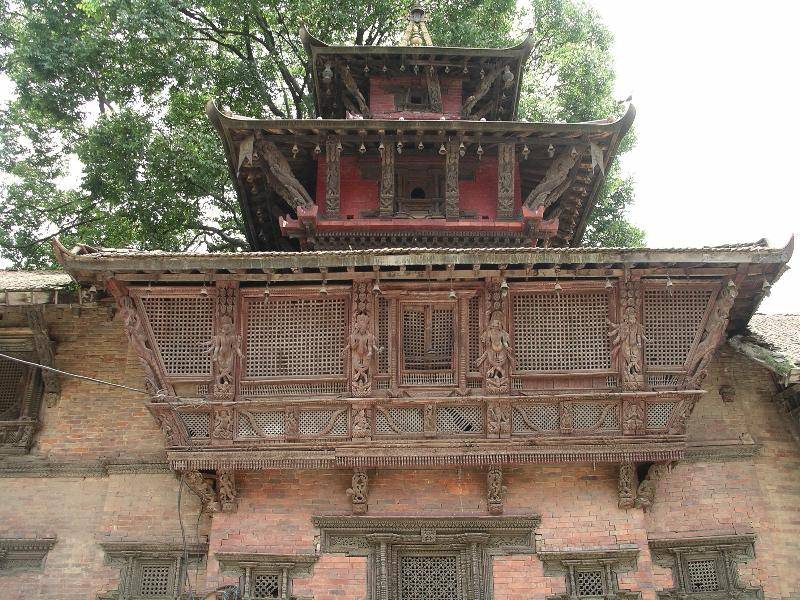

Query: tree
[0,0,642,268]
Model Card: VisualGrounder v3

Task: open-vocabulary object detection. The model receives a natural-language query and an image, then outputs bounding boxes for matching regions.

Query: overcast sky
[586,0,798,313]
[1,1,797,314]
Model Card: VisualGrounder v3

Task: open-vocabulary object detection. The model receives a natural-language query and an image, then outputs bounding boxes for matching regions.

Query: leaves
[0,0,643,268]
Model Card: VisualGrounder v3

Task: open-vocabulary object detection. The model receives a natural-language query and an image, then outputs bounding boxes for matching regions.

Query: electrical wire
[0,351,149,395]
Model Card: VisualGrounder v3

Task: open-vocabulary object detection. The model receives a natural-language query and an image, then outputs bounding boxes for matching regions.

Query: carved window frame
[0,333,46,455]
[539,547,640,600]
[98,541,207,600]
[0,537,57,572]
[648,535,762,600]
[314,515,539,600]
[215,553,317,600]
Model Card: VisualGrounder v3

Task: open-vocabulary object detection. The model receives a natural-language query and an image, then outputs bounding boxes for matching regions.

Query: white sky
[1,1,797,314]
[587,0,798,314]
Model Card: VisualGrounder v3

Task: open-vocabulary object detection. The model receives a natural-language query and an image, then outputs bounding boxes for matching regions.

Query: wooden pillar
[379,139,395,217]
[325,135,340,216]
[496,142,515,218]
[445,138,460,219]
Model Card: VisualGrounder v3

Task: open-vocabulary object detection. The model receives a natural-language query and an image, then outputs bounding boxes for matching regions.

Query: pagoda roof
[300,24,535,121]
[206,101,635,250]
[52,236,793,335]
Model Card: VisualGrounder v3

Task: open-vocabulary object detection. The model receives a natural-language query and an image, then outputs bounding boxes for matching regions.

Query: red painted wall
[369,75,463,119]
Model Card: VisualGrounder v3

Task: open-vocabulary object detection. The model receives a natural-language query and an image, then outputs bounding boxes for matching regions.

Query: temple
[1,9,799,600]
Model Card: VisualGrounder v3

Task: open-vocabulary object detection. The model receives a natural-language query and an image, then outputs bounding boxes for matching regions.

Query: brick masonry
[1,306,799,599]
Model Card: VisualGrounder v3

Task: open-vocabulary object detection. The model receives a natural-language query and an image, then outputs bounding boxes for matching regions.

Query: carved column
[379,139,395,217]
[486,465,507,515]
[618,462,636,509]
[208,282,241,401]
[25,306,60,407]
[445,138,460,219]
[610,276,645,391]
[425,66,443,112]
[348,282,378,397]
[347,468,369,514]
[496,143,515,219]
[479,280,513,395]
[325,135,341,216]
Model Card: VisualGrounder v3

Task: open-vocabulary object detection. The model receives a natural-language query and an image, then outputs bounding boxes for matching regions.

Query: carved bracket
[634,462,670,511]
[346,468,369,514]
[183,469,237,513]
[610,277,645,391]
[479,280,514,395]
[205,282,241,401]
[487,465,507,515]
[618,462,636,509]
[25,306,60,407]
[0,538,57,571]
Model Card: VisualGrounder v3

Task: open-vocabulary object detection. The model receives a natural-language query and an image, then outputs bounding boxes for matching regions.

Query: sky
[586,0,798,314]
[0,1,797,314]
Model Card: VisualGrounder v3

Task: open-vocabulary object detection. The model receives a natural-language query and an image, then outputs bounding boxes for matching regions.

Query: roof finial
[401,5,432,46]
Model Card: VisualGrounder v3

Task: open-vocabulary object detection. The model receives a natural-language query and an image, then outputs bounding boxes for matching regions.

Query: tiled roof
[0,270,73,291]
[748,314,800,367]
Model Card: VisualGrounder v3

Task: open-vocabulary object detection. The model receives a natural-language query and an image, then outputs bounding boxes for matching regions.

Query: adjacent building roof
[0,270,73,291]
[731,314,800,385]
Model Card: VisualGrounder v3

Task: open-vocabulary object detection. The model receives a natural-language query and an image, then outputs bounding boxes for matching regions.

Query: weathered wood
[445,138,460,219]
[379,139,395,217]
[496,142,515,219]
[325,135,341,216]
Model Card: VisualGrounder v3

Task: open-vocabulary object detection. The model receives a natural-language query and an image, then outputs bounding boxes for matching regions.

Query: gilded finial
[400,5,432,46]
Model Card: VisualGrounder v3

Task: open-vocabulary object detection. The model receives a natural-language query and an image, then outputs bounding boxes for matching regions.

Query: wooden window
[252,572,281,598]
[574,569,606,596]
[215,553,317,600]
[395,163,444,217]
[643,287,713,369]
[0,335,44,455]
[540,547,639,600]
[395,86,431,111]
[401,303,456,386]
[398,553,461,600]
[136,561,175,598]
[0,357,28,421]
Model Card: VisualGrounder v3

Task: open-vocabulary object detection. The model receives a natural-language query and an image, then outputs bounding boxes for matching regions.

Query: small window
[575,569,606,597]
[136,561,175,598]
[397,86,430,111]
[252,572,281,598]
[399,554,461,600]
[0,358,28,420]
[686,558,720,592]
[401,304,455,386]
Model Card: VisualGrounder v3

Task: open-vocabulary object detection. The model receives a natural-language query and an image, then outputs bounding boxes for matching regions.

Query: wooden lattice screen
[377,296,389,375]
[468,295,481,374]
[643,288,713,368]
[245,297,347,378]
[512,291,611,372]
[0,356,28,420]
[140,296,213,377]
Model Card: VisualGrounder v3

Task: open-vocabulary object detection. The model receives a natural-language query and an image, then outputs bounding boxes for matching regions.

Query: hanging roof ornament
[401,5,432,46]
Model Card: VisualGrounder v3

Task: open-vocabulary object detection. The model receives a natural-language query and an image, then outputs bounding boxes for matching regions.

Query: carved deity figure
[477,310,514,393]
[524,147,581,211]
[212,409,233,440]
[347,469,369,514]
[203,315,242,390]
[344,313,380,397]
[119,296,162,395]
[618,463,636,509]
[185,471,220,513]
[487,465,507,515]
[609,299,646,390]
[352,407,371,438]
[635,463,668,510]
[685,281,738,386]
[487,401,511,436]
[622,400,645,435]
[217,471,236,511]
[156,412,186,446]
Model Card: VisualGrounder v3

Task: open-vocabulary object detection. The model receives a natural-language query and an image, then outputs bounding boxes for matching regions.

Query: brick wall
[1,305,799,599]
[369,75,463,119]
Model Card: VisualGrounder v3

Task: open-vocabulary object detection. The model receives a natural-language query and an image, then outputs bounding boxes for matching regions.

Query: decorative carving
[634,463,669,510]
[154,410,188,447]
[445,138,460,218]
[462,64,501,116]
[400,7,432,46]
[425,66,443,112]
[560,402,573,430]
[216,553,317,600]
[478,282,514,394]
[184,470,220,512]
[379,138,395,216]
[487,401,511,437]
[119,296,164,395]
[423,403,437,434]
[523,146,582,212]
[496,143,515,219]
[719,384,735,403]
[347,468,369,514]
[618,462,636,508]
[609,278,645,391]
[345,282,379,397]
[325,135,341,216]
[254,138,314,210]
[540,547,640,600]
[352,407,372,438]
[622,399,646,435]
[667,398,695,435]
[684,280,738,388]
[649,535,761,600]
[0,538,57,571]
[217,470,237,512]
[338,63,371,117]
[0,422,36,452]
[211,408,233,440]
[25,306,60,407]
[486,465,507,515]
[204,284,241,401]
[285,405,299,436]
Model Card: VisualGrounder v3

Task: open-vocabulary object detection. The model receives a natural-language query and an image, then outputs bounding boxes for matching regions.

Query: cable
[0,351,149,395]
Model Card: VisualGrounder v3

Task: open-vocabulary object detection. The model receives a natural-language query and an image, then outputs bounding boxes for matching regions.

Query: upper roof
[300,23,535,121]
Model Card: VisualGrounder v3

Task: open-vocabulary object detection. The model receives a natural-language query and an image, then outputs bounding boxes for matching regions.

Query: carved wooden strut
[609,277,645,391]
[347,468,369,514]
[487,465,507,514]
[523,146,582,213]
[253,137,314,210]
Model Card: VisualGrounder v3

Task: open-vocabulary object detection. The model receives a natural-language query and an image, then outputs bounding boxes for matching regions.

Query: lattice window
[572,404,619,430]
[377,296,389,374]
[245,297,346,378]
[252,573,280,598]
[0,357,27,420]
[375,407,424,434]
[138,563,172,597]
[402,304,454,373]
[647,374,681,389]
[512,292,611,372]
[239,381,346,397]
[512,404,560,433]
[686,559,720,592]
[647,402,676,429]
[436,405,482,433]
[402,372,454,386]
[643,288,712,368]
[298,409,348,436]
[399,555,460,600]
[238,411,285,437]
[575,569,605,596]
[179,412,210,438]
[468,295,481,374]
[140,296,213,376]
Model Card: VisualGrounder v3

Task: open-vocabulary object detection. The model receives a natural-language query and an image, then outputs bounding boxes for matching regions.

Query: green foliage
[0,0,643,268]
